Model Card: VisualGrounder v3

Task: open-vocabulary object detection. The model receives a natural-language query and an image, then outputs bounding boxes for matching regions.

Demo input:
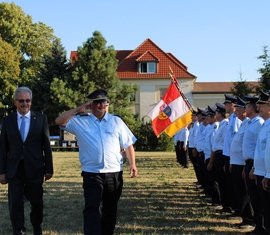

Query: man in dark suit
[0,86,53,235]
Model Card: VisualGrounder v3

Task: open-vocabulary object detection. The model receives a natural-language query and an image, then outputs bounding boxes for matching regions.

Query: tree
[257,46,270,91]
[51,31,137,123]
[231,72,253,97]
[0,38,21,117]
[0,3,56,84]
[31,38,71,127]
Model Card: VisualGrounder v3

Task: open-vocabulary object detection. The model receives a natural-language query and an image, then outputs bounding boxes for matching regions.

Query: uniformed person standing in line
[194,109,208,191]
[174,127,189,168]
[222,94,242,213]
[190,110,201,185]
[229,97,253,223]
[249,91,270,235]
[188,111,200,175]
[207,103,228,210]
[262,116,270,235]
[203,105,219,203]
[242,95,264,229]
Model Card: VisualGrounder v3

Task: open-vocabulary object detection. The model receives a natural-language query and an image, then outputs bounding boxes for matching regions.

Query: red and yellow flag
[147,79,192,137]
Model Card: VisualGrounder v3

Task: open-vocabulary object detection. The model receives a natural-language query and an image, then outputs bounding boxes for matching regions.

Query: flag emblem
[158,104,171,120]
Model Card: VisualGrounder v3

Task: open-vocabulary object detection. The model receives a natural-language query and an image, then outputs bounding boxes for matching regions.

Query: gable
[117,38,196,80]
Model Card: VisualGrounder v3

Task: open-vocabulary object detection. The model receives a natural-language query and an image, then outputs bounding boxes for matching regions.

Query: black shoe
[13,229,26,235]
[33,225,42,235]
[245,226,269,235]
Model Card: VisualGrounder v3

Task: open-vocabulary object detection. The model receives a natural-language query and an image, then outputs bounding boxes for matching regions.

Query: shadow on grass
[0,155,250,235]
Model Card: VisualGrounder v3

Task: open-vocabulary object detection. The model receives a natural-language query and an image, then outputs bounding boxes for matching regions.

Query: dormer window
[138,62,157,74]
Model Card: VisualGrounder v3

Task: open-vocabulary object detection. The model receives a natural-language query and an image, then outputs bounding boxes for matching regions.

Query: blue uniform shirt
[223,113,242,157]
[174,127,189,147]
[242,116,264,161]
[254,118,270,177]
[188,121,199,148]
[65,112,136,173]
[212,119,228,152]
[230,118,249,165]
[195,123,206,152]
[203,122,219,160]
[265,132,270,179]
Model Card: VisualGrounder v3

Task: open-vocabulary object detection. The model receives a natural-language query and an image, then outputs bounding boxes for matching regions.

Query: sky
[2,0,270,82]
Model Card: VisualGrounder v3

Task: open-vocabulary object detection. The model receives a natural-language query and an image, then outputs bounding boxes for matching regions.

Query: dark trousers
[82,171,123,235]
[256,176,270,231]
[231,164,253,219]
[179,141,188,168]
[205,158,220,204]
[8,160,43,235]
[175,142,181,164]
[196,151,206,189]
[214,152,232,208]
[245,160,258,224]
[188,147,200,182]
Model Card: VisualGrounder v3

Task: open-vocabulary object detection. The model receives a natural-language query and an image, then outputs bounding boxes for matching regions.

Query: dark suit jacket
[0,111,53,181]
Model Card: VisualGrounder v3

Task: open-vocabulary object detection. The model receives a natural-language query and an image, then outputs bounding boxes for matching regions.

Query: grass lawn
[0,152,252,234]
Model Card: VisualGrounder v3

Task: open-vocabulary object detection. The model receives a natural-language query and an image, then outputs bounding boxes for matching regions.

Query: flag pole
[168,66,193,110]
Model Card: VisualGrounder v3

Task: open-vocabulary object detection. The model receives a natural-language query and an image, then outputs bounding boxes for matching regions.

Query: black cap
[235,97,247,108]
[243,95,259,104]
[196,108,203,115]
[207,105,216,115]
[224,94,237,104]
[201,109,208,119]
[87,89,110,102]
[192,109,197,115]
[215,103,225,113]
[257,90,270,104]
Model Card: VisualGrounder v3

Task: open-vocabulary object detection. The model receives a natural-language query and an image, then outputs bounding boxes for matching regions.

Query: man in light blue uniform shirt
[188,110,200,181]
[208,103,228,210]
[203,105,219,203]
[242,95,264,230]
[222,94,242,213]
[55,89,138,235]
[194,109,208,189]
[251,91,270,234]
[174,127,189,168]
[229,97,252,223]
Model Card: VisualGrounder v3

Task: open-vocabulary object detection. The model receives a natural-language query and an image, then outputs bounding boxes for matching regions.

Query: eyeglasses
[16,99,31,103]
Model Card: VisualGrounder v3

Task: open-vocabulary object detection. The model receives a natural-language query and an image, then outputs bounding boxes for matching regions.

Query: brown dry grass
[0,152,253,234]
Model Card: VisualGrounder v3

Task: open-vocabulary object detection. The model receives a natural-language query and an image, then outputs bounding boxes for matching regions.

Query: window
[138,62,157,74]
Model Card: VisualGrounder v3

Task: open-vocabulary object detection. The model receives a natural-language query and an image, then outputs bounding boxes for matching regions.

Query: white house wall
[121,78,194,119]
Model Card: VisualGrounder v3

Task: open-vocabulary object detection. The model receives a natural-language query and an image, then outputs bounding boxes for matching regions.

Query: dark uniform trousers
[231,164,253,219]
[8,160,43,234]
[196,151,206,189]
[175,141,181,164]
[82,171,123,235]
[188,147,200,183]
[205,158,220,204]
[179,141,188,168]
[256,176,270,232]
[213,151,233,208]
[245,160,259,225]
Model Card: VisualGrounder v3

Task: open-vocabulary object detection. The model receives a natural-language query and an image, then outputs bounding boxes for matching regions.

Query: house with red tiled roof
[115,38,196,118]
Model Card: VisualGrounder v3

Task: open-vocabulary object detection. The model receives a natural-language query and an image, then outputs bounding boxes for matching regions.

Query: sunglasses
[16,99,31,103]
